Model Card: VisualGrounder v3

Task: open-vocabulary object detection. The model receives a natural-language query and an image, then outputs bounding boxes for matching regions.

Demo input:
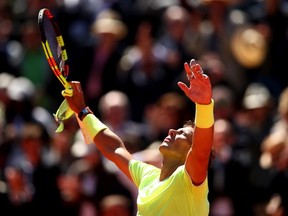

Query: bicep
[185,126,214,185]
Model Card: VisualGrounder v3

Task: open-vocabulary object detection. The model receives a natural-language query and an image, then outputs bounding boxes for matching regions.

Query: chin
[159,142,167,148]
[158,144,168,153]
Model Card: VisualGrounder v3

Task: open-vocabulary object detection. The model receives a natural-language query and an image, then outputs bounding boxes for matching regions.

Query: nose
[168,129,177,137]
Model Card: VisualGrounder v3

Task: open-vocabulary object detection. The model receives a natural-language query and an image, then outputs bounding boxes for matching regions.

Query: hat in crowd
[6,76,35,101]
[92,9,127,40]
[242,82,271,109]
[163,5,189,24]
[230,26,267,68]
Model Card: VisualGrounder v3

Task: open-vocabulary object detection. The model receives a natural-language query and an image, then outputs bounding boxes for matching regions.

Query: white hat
[242,83,271,109]
[92,9,127,40]
[7,76,35,101]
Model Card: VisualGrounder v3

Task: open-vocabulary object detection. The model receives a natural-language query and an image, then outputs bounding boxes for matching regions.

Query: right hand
[62,81,86,114]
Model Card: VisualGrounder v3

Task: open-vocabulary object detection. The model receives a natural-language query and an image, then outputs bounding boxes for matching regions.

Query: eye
[176,129,186,136]
[179,130,188,138]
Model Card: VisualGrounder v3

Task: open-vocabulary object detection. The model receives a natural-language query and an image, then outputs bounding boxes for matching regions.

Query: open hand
[178,59,212,105]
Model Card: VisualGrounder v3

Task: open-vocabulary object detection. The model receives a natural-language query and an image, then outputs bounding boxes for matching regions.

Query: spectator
[72,8,128,108]
[260,87,288,214]
[117,21,169,122]
[98,90,145,152]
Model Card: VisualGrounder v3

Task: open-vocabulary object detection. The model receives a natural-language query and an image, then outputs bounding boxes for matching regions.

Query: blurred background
[0,0,288,215]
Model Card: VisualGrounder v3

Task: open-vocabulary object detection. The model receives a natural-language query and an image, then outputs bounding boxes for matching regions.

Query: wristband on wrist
[195,99,214,128]
[78,107,93,121]
[82,114,108,139]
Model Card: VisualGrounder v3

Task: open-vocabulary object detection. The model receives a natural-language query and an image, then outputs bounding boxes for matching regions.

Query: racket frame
[38,8,71,90]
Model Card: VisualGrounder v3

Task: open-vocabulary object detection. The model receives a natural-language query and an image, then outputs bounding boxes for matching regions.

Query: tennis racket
[38,8,72,93]
[38,8,92,144]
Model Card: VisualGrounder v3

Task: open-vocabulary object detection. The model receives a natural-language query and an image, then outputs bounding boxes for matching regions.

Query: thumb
[177,82,189,95]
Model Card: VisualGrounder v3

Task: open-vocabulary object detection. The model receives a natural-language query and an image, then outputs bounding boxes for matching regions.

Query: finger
[202,74,209,79]
[189,59,196,68]
[191,64,204,79]
[184,62,193,80]
[177,82,189,95]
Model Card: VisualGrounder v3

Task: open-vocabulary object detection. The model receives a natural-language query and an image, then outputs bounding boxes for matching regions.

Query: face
[159,125,194,161]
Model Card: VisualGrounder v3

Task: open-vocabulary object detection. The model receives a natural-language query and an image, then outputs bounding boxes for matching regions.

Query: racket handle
[61,83,73,97]
[65,83,73,93]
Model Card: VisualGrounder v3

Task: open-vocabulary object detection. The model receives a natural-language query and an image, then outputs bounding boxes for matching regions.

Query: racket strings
[42,15,67,77]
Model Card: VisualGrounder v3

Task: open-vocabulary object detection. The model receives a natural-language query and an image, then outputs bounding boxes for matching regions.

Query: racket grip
[62,86,73,97]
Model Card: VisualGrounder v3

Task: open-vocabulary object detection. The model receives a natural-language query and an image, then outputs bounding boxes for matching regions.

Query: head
[210,195,235,216]
[213,85,235,120]
[91,9,127,42]
[159,120,195,164]
[20,122,49,166]
[98,90,130,126]
[144,92,189,134]
[160,120,215,166]
[100,194,132,216]
[242,82,273,124]
[163,5,189,41]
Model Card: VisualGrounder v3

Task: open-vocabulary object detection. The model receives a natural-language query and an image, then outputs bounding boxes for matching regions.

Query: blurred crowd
[1,0,288,215]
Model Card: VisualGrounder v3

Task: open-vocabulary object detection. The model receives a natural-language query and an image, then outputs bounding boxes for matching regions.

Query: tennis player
[62,59,214,215]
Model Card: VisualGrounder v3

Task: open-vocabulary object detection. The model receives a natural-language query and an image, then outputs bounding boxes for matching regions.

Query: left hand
[178,59,212,105]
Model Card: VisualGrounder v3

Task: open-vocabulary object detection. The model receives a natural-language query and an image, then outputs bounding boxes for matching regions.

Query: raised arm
[178,59,214,185]
[62,82,134,180]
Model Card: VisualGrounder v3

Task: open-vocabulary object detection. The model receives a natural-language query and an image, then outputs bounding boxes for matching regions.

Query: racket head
[38,8,70,89]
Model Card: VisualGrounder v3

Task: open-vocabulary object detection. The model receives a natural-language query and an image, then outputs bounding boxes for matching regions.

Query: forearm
[81,113,133,179]
[63,82,133,174]
[82,114,125,155]
[186,100,214,185]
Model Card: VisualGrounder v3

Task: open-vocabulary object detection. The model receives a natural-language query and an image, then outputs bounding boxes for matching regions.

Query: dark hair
[183,120,195,128]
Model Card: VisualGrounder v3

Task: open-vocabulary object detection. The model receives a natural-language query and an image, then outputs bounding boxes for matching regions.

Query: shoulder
[129,159,160,186]
[129,159,159,175]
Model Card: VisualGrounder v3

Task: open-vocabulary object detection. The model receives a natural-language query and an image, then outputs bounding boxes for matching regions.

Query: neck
[159,158,183,181]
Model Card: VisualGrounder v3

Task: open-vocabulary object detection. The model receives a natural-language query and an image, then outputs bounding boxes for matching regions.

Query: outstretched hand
[178,59,212,105]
